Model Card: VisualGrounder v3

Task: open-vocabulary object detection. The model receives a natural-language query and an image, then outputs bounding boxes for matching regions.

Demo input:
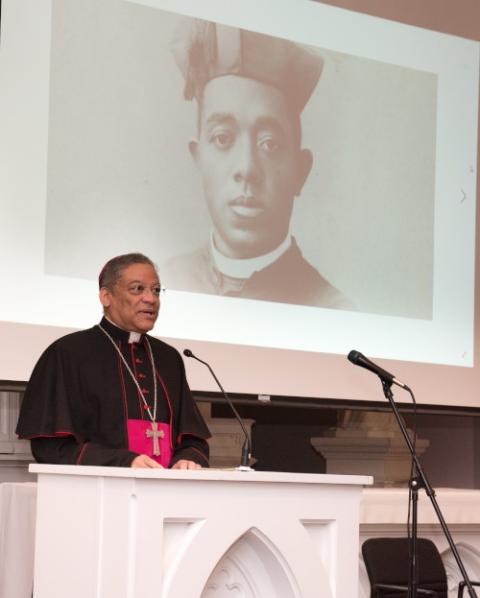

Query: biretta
[172,18,324,114]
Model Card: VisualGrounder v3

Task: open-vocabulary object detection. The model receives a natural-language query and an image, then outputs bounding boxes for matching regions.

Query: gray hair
[98,253,156,290]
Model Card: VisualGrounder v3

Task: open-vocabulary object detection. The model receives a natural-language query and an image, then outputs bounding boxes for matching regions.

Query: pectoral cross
[146,422,165,456]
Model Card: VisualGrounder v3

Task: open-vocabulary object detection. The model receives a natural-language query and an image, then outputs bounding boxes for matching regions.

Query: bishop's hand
[131,454,163,468]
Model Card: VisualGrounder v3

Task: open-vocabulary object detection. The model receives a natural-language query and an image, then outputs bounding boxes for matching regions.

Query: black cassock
[16,317,210,467]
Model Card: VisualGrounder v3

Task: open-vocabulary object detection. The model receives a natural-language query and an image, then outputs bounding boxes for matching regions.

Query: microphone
[183,349,252,470]
[347,350,410,390]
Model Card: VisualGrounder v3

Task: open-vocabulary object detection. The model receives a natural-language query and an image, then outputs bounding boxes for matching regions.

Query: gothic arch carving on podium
[201,527,299,597]
[160,517,334,597]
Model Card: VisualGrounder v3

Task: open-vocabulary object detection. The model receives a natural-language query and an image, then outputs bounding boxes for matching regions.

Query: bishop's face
[190,75,312,259]
[100,263,160,333]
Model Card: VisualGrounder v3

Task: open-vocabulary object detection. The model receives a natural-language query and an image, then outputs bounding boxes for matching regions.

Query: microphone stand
[206,365,253,470]
[184,350,253,471]
[381,380,478,598]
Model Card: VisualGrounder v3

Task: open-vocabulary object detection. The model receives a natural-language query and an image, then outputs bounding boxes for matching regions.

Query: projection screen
[0,0,479,407]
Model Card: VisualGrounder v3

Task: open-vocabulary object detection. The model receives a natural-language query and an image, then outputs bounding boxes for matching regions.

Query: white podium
[30,465,371,598]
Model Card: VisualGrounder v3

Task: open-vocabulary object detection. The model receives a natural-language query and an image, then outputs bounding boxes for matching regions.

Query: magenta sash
[127,419,172,467]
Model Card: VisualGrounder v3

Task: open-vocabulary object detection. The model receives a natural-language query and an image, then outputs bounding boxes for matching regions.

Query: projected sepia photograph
[44,0,436,319]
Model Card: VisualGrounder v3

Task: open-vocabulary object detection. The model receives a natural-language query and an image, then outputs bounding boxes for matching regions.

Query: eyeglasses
[126,284,167,297]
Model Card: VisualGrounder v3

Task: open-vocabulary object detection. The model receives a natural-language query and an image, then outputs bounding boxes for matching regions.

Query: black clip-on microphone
[183,349,253,471]
[348,349,478,598]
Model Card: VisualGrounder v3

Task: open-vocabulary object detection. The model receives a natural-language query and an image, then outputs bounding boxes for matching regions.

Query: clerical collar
[100,316,143,344]
[211,233,292,279]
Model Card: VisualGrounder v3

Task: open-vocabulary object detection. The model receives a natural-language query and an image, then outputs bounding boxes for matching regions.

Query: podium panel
[30,465,371,598]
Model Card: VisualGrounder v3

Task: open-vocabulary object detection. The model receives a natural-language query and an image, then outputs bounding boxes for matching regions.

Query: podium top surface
[30,464,372,486]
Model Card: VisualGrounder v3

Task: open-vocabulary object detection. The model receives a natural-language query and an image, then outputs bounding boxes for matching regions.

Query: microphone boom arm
[183,350,252,469]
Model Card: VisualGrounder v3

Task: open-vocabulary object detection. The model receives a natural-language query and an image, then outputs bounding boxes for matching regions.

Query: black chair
[362,537,448,597]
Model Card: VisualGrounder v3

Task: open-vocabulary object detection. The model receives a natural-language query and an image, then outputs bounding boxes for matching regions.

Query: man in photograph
[164,19,351,309]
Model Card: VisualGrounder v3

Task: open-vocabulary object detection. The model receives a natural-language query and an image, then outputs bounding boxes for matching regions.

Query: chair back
[362,537,448,598]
